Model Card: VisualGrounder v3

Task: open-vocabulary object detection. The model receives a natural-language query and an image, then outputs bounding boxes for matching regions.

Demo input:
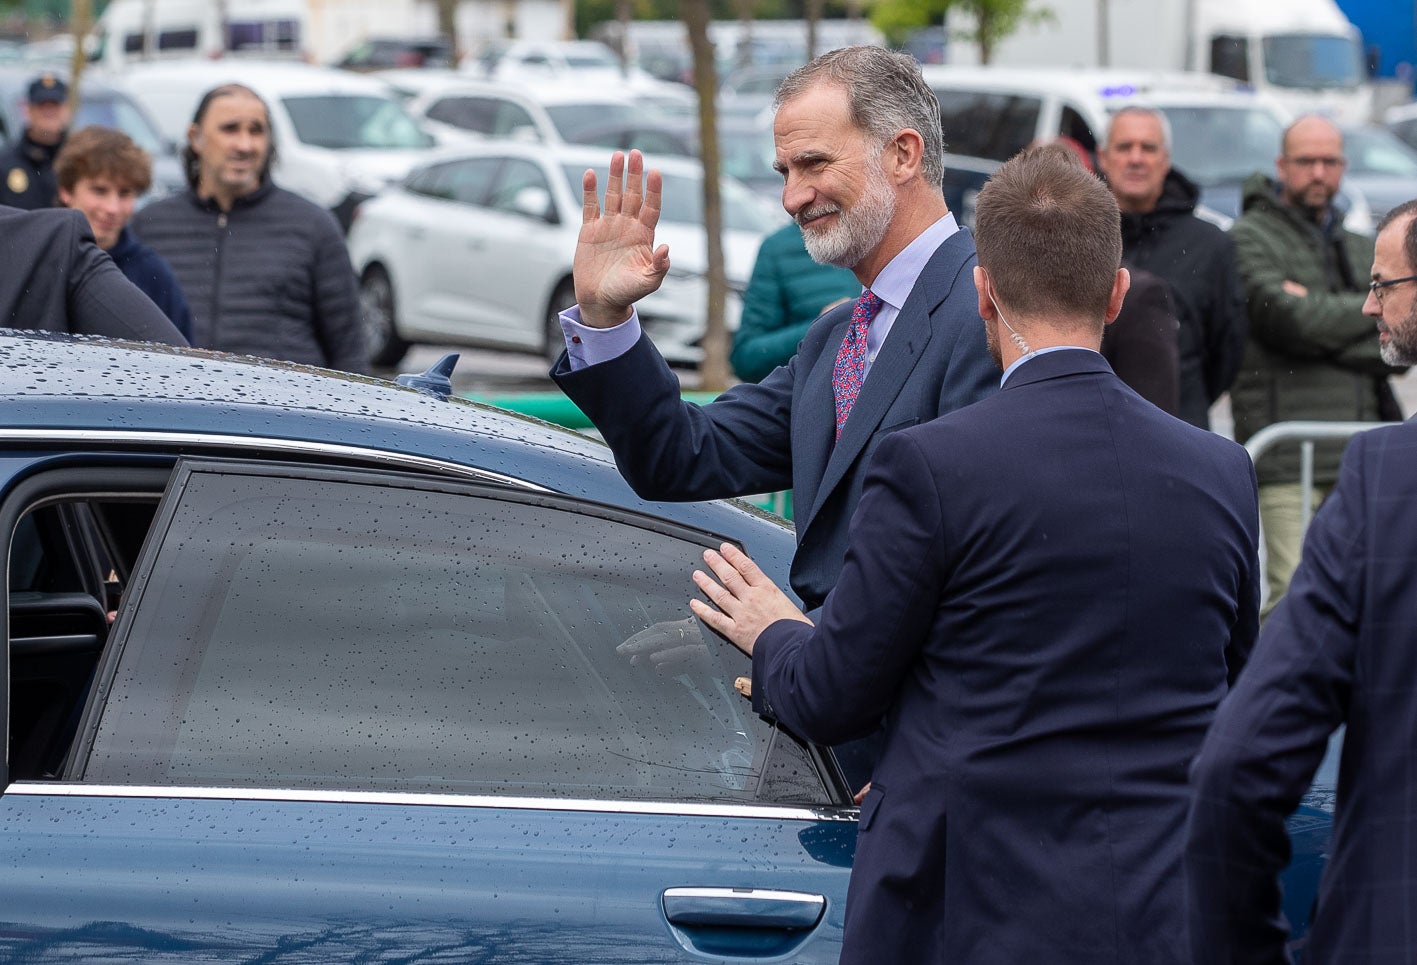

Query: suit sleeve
[750,430,947,744]
[553,331,797,501]
[65,216,187,346]
[308,213,367,374]
[1186,434,1365,963]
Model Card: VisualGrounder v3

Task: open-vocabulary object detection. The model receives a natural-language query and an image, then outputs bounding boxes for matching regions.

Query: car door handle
[662,887,826,930]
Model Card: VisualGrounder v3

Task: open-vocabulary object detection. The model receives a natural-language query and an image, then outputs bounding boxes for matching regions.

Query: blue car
[0,333,1325,960]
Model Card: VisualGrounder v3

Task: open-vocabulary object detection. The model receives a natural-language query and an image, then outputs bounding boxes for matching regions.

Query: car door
[456,156,571,349]
[1,458,853,962]
[393,156,504,341]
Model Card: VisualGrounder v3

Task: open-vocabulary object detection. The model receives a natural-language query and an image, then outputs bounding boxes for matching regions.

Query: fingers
[639,163,662,230]
[623,149,643,217]
[581,168,600,224]
[689,597,733,638]
[692,565,737,614]
[734,677,752,698]
[713,543,772,588]
[853,782,872,805]
[603,150,625,215]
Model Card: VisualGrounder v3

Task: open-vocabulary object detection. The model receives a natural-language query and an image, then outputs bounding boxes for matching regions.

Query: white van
[113,61,437,226]
[88,0,309,72]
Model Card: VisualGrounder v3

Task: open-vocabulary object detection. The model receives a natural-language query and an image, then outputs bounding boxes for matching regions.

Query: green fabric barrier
[462,390,793,520]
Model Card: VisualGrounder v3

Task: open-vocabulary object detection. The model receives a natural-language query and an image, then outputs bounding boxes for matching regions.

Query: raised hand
[574,150,672,328]
[690,543,812,656]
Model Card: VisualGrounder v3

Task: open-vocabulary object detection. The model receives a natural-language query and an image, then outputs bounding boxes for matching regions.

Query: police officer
[0,73,72,210]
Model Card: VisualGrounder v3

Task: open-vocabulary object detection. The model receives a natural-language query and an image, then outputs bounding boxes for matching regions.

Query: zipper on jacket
[211,211,228,346]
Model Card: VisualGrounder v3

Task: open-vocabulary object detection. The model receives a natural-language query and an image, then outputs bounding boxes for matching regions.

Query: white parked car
[346,142,785,367]
[407,79,663,148]
[112,60,439,225]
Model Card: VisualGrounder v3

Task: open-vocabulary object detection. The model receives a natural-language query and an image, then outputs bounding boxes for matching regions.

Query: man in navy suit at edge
[550,47,997,789]
[1186,198,1417,965]
[692,144,1260,964]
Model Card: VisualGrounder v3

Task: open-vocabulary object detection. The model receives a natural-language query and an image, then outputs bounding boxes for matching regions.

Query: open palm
[573,150,672,328]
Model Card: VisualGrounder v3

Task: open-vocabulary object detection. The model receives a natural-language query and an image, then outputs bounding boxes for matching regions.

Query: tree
[682,0,731,391]
[869,0,1051,64]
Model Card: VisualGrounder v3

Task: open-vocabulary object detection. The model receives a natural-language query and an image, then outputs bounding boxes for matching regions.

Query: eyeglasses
[1285,155,1346,170]
[1369,275,1417,304]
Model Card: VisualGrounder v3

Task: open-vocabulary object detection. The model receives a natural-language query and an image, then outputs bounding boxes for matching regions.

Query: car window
[1150,105,1284,186]
[75,95,166,155]
[1344,128,1417,178]
[282,94,433,150]
[545,102,642,143]
[487,158,552,215]
[934,89,1042,161]
[426,95,498,134]
[406,158,501,206]
[83,464,832,806]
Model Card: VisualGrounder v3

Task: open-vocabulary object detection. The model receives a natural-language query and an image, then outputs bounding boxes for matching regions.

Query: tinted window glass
[545,102,641,142]
[157,29,197,52]
[935,89,1041,161]
[426,96,498,133]
[1211,35,1250,82]
[1150,105,1284,186]
[488,158,552,214]
[87,469,829,805]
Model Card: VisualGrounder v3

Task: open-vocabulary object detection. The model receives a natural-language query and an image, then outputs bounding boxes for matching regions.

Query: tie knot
[854,290,882,326]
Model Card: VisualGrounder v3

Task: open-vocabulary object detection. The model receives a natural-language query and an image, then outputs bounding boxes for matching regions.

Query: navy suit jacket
[1188,421,1417,964]
[752,350,1259,964]
[552,227,998,611]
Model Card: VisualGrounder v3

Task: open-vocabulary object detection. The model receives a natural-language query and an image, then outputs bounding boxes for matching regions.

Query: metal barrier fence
[1242,420,1399,532]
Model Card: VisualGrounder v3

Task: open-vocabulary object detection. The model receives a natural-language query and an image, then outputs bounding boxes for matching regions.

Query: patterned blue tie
[832,290,883,440]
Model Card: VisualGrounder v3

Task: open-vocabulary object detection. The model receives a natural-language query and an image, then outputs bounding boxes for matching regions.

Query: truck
[945,0,1373,123]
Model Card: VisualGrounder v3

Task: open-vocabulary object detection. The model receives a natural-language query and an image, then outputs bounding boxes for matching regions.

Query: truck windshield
[1263,33,1364,90]
[282,95,435,150]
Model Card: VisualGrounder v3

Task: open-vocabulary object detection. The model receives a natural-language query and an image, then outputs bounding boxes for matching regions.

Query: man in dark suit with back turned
[551,45,996,617]
[1187,198,1417,965]
[0,205,186,344]
[692,145,1260,964]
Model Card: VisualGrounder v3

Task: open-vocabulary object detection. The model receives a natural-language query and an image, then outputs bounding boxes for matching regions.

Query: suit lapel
[792,301,855,528]
[800,229,977,533]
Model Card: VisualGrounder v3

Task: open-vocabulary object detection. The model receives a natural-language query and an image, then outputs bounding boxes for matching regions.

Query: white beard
[799,158,897,270]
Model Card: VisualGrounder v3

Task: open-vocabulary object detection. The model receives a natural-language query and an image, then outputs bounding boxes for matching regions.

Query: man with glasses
[1229,114,1406,618]
[1187,198,1417,962]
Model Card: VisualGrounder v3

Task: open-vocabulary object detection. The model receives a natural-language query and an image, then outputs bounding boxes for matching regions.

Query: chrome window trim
[5,782,858,822]
[0,428,548,492]
[663,887,826,904]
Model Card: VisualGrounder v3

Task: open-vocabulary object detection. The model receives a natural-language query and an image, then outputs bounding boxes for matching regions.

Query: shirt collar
[1000,345,1101,386]
[865,213,959,310]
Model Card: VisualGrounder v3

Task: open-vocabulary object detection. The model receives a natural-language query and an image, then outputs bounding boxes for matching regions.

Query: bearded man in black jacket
[131,84,367,374]
[1097,106,1247,429]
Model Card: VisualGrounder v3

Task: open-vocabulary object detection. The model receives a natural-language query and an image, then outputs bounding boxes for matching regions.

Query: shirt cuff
[561,304,643,370]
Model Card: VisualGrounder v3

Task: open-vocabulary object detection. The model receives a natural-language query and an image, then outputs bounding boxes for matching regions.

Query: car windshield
[545,102,643,142]
[1149,105,1285,186]
[1263,33,1364,90]
[562,162,778,233]
[1343,127,1417,178]
[76,94,165,154]
[282,94,434,149]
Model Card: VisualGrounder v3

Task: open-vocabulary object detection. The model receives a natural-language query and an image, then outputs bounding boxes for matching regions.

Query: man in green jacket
[1230,114,1406,618]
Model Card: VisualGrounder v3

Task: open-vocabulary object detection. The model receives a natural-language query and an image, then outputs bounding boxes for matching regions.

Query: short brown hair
[974,143,1121,324]
[54,126,152,194]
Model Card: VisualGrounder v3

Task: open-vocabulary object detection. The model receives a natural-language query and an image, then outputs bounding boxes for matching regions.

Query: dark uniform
[0,73,69,210]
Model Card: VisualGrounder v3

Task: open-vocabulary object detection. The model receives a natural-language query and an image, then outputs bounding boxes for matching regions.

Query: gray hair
[1105,105,1172,154]
[775,45,945,189]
